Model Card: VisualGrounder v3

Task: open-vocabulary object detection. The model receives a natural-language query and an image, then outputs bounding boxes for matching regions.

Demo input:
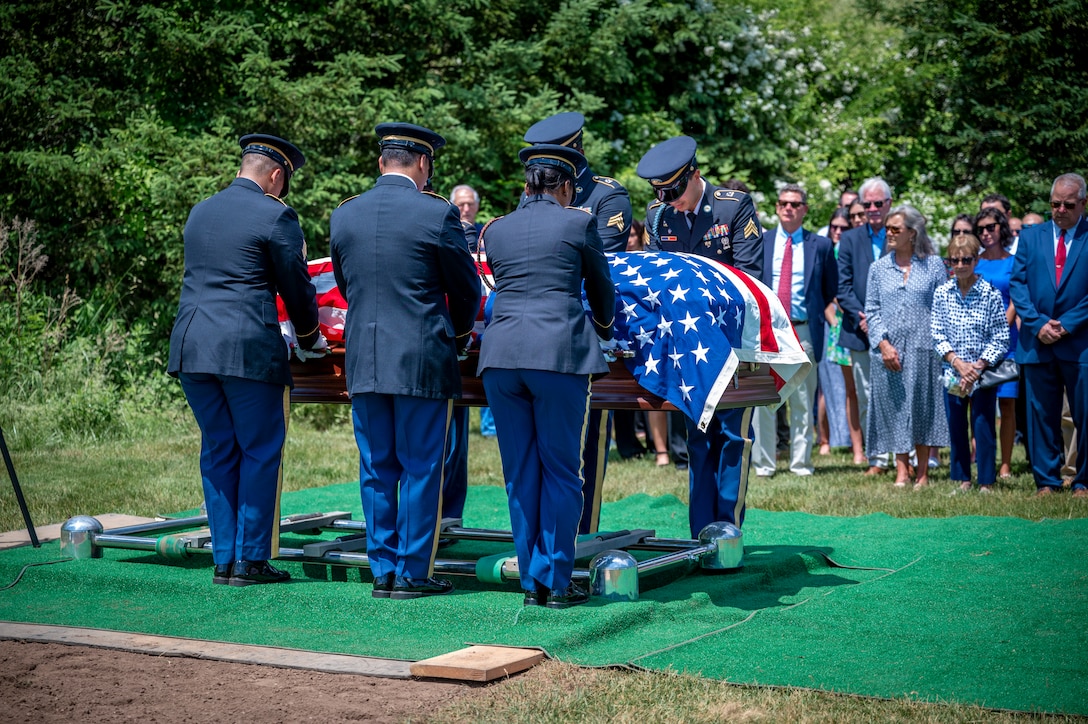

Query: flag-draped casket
[281,253,809,422]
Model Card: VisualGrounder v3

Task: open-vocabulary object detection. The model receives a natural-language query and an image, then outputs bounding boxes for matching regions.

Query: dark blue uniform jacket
[168,177,319,387]
[478,194,615,377]
[330,174,481,399]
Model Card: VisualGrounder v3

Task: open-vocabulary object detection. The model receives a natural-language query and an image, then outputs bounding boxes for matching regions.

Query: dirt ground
[0,639,492,723]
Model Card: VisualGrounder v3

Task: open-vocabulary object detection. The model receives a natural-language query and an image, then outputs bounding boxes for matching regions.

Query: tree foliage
[866,0,1088,212]
[0,0,1082,395]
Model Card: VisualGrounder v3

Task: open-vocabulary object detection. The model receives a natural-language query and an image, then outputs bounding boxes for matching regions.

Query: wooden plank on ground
[410,645,545,681]
[0,622,412,678]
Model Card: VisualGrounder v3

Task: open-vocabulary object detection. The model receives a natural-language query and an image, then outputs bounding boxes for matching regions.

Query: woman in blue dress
[973,207,1018,479]
[865,205,950,489]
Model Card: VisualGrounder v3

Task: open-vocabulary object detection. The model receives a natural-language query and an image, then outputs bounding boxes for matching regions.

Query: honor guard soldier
[330,123,480,599]
[523,112,633,533]
[636,135,765,537]
[479,144,616,608]
[168,133,328,587]
[523,112,633,253]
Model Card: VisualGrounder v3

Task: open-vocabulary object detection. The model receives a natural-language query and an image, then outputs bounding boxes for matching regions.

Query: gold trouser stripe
[574,376,594,529]
[271,387,290,559]
[733,406,754,526]
[427,400,454,577]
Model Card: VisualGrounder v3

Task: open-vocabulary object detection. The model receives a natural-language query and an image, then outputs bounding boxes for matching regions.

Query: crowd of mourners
[613,175,1083,498]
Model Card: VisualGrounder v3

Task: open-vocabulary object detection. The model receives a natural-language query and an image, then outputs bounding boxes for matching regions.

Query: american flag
[277,256,492,348]
[598,252,810,432]
[279,253,808,427]
[276,257,347,344]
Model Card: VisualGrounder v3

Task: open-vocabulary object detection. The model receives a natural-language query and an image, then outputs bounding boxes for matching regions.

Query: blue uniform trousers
[442,406,469,519]
[945,388,997,487]
[684,407,754,536]
[483,369,591,593]
[350,393,452,579]
[578,410,612,533]
[179,373,288,565]
[1024,360,1087,490]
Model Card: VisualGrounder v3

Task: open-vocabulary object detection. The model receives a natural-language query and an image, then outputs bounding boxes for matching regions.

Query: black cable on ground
[0,559,70,591]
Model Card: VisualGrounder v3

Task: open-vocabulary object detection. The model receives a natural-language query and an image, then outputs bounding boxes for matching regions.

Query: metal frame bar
[78,513,724,596]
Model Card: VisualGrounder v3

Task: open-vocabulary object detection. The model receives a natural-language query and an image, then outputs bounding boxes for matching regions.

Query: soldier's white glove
[295,333,329,362]
[599,337,624,363]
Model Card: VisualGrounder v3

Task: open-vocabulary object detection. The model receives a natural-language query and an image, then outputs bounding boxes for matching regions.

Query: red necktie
[778,236,793,314]
[1055,229,1067,284]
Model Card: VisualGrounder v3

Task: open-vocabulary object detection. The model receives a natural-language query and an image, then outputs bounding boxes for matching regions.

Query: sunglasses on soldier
[654,169,694,203]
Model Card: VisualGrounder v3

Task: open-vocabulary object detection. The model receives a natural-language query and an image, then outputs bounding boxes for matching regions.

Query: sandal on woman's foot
[913,480,929,491]
[958,481,972,492]
[893,479,908,488]
[655,451,670,467]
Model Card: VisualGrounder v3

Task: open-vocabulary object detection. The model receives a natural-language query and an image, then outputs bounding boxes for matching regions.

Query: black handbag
[978,358,1019,389]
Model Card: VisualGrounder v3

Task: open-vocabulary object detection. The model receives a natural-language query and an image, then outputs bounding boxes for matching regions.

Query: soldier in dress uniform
[330,123,481,600]
[168,133,327,587]
[636,135,765,537]
[479,144,616,608]
[522,112,632,534]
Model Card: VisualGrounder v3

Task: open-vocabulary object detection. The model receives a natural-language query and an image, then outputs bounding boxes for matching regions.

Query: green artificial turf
[1,483,1085,715]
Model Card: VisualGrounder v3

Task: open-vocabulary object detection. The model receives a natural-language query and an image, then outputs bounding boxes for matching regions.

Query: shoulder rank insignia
[422,190,452,203]
[714,189,741,201]
[647,200,664,211]
[337,194,359,208]
[744,218,760,238]
[264,193,287,206]
[607,211,627,231]
[592,175,618,188]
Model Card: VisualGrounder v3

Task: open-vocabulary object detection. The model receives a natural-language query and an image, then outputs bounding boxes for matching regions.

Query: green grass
[2,404,1085,722]
[433,659,1086,723]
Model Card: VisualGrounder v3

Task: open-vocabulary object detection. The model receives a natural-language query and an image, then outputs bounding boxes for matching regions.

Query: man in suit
[330,123,481,599]
[636,135,764,537]
[522,112,633,534]
[752,184,838,477]
[836,176,893,474]
[168,133,327,587]
[1009,172,1088,497]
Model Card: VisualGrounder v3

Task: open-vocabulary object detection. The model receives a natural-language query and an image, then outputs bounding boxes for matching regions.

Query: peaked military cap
[375,122,446,156]
[636,136,699,188]
[239,133,306,197]
[523,112,586,147]
[518,143,584,178]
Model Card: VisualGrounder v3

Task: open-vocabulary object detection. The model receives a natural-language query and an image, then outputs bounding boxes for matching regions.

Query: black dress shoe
[546,582,589,609]
[228,560,290,587]
[675,461,689,471]
[523,584,548,607]
[371,572,395,599]
[212,563,232,585]
[390,576,454,599]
